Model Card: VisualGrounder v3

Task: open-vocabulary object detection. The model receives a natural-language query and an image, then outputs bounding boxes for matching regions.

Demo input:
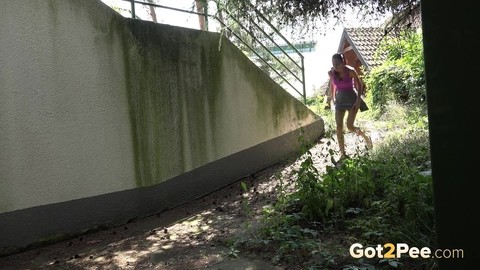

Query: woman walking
[328,53,372,159]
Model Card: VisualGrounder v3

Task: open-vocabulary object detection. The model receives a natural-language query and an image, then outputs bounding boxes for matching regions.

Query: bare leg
[354,127,373,148]
[335,109,347,157]
[346,107,372,148]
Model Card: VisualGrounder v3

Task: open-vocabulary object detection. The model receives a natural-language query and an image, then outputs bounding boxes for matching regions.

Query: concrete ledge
[0,119,323,256]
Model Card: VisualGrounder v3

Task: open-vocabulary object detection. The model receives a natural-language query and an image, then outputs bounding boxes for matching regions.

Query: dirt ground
[0,123,378,270]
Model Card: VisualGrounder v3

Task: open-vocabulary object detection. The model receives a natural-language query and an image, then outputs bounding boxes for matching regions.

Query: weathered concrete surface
[0,0,324,255]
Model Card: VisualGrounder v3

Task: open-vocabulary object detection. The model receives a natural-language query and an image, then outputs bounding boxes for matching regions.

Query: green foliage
[305,95,320,107]
[218,0,420,36]
[242,102,436,269]
[307,94,327,115]
[365,31,426,114]
[221,24,434,267]
[261,216,320,265]
[292,131,323,220]
[240,181,254,225]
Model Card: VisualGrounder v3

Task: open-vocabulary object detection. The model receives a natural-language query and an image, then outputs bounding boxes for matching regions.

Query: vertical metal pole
[204,13,208,31]
[301,56,306,104]
[130,0,136,18]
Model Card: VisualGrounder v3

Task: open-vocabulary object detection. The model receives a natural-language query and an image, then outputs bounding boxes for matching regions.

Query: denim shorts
[335,90,357,110]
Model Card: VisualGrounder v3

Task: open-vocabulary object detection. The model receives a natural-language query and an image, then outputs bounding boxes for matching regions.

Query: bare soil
[0,122,379,270]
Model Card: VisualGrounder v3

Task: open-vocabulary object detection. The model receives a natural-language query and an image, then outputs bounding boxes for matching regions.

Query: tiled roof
[343,27,387,69]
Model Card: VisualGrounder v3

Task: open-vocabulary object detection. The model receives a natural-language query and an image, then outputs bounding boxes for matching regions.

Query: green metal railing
[119,0,306,103]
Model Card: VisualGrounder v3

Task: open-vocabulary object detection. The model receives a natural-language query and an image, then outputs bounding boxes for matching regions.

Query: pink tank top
[331,67,354,91]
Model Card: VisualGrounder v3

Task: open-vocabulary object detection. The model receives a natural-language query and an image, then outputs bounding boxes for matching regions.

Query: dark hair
[332,53,345,63]
[331,53,347,80]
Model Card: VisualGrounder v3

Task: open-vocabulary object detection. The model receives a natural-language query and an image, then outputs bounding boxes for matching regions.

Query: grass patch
[236,103,437,270]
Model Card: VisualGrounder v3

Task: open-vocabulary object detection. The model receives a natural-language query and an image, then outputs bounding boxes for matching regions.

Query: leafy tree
[214,0,421,35]
[364,30,425,111]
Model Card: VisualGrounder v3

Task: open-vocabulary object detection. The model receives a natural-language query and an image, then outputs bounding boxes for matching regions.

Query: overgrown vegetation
[213,0,421,36]
[232,30,435,269]
[364,30,426,116]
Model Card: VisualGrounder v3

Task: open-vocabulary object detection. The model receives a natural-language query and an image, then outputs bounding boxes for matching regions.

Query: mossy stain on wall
[123,21,226,187]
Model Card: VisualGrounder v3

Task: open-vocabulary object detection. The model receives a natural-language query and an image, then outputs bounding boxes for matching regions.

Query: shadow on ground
[0,154,306,270]
[0,130,374,270]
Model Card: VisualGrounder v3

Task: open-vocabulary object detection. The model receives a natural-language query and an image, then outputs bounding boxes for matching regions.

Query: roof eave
[339,28,378,71]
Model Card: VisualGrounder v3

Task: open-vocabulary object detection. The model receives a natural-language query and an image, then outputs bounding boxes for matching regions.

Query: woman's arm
[349,68,363,110]
[350,69,363,96]
[328,70,336,103]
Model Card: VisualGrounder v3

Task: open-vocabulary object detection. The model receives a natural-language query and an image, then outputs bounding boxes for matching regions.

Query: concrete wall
[0,0,136,214]
[0,0,323,254]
